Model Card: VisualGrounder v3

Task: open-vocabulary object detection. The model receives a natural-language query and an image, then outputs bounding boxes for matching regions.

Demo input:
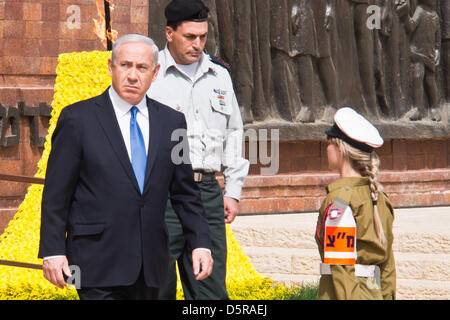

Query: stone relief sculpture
[398,0,441,121]
[440,0,450,101]
[311,0,339,121]
[378,0,407,118]
[291,0,317,123]
[149,0,447,124]
[270,0,302,122]
[349,0,380,118]
[291,0,338,123]
[208,0,274,124]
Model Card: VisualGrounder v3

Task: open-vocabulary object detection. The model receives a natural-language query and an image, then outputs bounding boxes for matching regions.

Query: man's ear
[108,58,113,77]
[166,26,174,43]
[152,64,161,83]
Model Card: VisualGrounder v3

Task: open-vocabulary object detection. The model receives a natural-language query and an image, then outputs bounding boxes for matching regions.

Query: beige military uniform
[315,177,396,300]
[148,46,249,200]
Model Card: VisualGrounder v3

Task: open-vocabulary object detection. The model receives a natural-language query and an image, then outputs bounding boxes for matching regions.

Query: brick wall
[1,0,149,94]
[246,138,450,175]
[235,138,450,214]
[227,168,450,214]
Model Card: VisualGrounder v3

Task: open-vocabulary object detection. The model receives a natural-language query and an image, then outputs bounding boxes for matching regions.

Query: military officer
[147,0,249,300]
[315,107,396,300]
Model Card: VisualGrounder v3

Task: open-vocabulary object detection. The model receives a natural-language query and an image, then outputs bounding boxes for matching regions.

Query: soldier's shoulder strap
[210,55,231,73]
[329,186,353,209]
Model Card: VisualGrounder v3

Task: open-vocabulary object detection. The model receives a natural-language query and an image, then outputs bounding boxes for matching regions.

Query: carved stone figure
[349,0,379,118]
[378,0,406,118]
[398,0,441,121]
[290,0,339,123]
[232,0,273,123]
[231,0,253,123]
[254,0,273,122]
[148,0,171,48]
[441,0,450,100]
[311,0,338,121]
[203,0,220,57]
[291,0,317,123]
[270,0,302,122]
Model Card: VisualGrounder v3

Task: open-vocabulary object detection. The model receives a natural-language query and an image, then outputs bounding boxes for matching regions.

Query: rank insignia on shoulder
[333,198,349,211]
[210,55,231,73]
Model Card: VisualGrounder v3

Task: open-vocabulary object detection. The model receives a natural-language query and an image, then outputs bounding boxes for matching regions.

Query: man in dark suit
[38,34,213,300]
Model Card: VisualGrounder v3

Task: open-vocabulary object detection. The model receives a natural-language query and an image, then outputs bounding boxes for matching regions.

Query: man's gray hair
[111,34,159,68]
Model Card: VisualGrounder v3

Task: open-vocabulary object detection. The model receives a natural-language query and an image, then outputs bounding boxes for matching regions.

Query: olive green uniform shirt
[315,177,396,300]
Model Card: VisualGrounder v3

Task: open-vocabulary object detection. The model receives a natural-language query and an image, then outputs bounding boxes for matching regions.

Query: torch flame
[93,0,118,49]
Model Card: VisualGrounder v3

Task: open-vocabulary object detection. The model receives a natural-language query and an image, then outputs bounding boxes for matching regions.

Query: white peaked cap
[326,107,384,152]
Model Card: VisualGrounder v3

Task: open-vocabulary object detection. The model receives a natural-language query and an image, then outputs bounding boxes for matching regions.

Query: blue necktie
[130,106,147,194]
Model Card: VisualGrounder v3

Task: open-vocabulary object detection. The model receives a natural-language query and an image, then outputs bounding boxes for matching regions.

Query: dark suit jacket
[38,88,211,288]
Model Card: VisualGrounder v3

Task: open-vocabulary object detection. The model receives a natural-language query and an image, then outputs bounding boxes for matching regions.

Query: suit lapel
[143,97,162,193]
[93,89,141,194]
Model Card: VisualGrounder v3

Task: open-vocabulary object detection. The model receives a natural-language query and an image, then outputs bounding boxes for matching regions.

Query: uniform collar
[162,45,217,77]
[108,85,148,119]
[326,177,369,194]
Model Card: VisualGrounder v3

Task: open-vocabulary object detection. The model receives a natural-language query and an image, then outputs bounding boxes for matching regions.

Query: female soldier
[315,107,396,300]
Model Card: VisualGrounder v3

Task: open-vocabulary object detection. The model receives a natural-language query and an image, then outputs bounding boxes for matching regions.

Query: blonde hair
[328,136,387,245]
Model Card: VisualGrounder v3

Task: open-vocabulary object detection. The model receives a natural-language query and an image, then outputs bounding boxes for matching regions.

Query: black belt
[193,171,216,182]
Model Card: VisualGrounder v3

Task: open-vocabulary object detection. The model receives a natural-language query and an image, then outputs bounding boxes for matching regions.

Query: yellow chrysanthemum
[0,51,297,300]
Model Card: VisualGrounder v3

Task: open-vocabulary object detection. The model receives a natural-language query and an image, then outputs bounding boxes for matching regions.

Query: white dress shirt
[109,85,149,159]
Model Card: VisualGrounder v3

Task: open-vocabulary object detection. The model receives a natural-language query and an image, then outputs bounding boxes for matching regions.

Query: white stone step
[396,279,450,300]
[232,207,450,253]
[241,246,450,282]
[240,247,320,275]
[231,212,318,249]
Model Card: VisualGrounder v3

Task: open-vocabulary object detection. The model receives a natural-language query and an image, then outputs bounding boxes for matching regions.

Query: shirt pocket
[207,93,232,133]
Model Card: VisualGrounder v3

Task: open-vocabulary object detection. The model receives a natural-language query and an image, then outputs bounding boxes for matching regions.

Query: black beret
[165,0,209,23]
